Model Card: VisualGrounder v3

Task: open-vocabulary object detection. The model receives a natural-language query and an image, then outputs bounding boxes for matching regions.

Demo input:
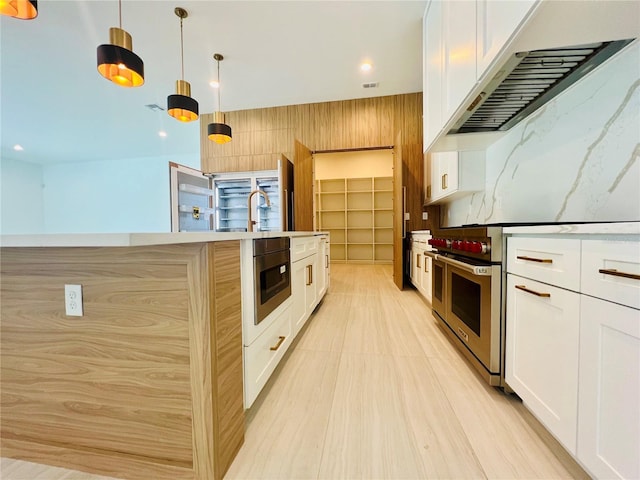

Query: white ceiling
[0,0,427,165]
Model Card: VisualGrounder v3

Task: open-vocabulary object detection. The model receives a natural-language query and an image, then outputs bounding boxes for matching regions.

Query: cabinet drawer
[244,304,292,408]
[290,236,318,262]
[581,240,640,310]
[507,237,581,291]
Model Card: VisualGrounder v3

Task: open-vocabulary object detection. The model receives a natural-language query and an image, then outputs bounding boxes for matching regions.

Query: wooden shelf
[317,176,393,264]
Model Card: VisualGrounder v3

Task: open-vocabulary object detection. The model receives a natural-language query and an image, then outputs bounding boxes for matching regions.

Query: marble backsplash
[441,41,640,227]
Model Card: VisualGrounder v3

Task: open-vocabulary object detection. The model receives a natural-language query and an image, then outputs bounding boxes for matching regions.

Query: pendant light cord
[118,0,122,28]
[180,17,185,80]
[217,58,221,111]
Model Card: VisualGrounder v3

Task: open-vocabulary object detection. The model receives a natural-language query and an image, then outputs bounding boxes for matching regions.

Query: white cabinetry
[505,229,640,479]
[577,239,640,480]
[243,235,329,408]
[443,0,476,120]
[423,0,444,151]
[422,0,538,151]
[506,273,580,453]
[476,0,536,74]
[291,236,320,337]
[410,231,432,303]
[427,150,485,204]
[317,235,330,299]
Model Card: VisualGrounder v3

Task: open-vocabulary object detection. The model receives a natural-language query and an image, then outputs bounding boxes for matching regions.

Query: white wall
[42,154,199,233]
[0,153,199,234]
[0,157,44,234]
[440,41,640,227]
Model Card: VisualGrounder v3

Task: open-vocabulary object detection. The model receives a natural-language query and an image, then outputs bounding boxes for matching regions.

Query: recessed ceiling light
[13,144,24,151]
[209,80,220,88]
[360,62,372,72]
[158,131,167,138]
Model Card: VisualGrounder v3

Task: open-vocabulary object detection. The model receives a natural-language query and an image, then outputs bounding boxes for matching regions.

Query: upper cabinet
[475,0,536,74]
[423,1,443,151]
[443,0,477,121]
[423,0,537,152]
[425,150,485,204]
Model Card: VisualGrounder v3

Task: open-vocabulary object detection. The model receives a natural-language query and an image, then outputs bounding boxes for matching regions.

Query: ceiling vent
[362,82,379,89]
[145,103,165,112]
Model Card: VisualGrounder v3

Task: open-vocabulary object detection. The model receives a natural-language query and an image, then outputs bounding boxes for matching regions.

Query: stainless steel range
[425,226,506,387]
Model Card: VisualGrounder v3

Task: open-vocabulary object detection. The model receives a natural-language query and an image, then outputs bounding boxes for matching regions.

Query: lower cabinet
[244,303,292,408]
[292,251,318,336]
[505,274,580,454]
[243,235,328,409]
[505,231,640,479]
[578,296,640,480]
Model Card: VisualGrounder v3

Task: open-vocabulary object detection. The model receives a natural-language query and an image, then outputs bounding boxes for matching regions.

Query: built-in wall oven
[426,227,505,386]
[254,237,291,324]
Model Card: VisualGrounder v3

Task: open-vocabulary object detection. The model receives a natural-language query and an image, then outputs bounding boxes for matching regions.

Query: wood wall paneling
[393,132,404,290]
[200,93,427,239]
[294,140,314,231]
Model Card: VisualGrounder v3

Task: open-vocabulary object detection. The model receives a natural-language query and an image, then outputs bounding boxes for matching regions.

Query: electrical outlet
[422,212,429,220]
[65,284,83,316]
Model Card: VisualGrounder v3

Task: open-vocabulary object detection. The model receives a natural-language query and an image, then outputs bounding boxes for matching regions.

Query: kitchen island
[0,231,322,480]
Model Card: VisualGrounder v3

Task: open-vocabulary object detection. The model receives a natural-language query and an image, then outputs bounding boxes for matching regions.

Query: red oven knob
[468,241,487,254]
[428,239,436,246]
[462,240,472,252]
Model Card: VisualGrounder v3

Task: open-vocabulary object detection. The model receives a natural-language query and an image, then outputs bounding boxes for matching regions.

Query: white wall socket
[65,284,83,316]
[422,212,429,220]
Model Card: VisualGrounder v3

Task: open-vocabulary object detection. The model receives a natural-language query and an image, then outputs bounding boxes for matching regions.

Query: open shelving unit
[316,176,393,264]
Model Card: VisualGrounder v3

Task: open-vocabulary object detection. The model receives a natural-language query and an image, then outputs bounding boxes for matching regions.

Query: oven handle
[425,251,495,276]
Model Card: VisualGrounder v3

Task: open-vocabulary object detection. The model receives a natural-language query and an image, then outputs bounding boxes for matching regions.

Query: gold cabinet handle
[306,264,313,285]
[441,173,448,190]
[325,254,329,268]
[417,253,421,269]
[517,255,553,264]
[599,268,640,281]
[515,284,551,298]
[270,336,286,351]
[424,255,429,273]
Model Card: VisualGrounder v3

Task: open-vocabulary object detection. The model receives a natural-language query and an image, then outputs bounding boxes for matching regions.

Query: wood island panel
[0,241,244,480]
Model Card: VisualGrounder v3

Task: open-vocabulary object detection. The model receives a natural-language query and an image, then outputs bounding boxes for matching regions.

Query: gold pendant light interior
[96,0,144,87]
[167,7,198,122]
[208,53,232,144]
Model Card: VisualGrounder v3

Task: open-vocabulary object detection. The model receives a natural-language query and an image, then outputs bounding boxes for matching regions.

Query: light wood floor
[2,264,588,480]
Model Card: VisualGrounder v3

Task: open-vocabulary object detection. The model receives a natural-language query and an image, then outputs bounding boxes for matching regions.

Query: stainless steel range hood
[449,39,635,134]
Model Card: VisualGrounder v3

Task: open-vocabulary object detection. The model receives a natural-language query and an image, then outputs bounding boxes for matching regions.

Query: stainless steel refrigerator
[169,159,293,233]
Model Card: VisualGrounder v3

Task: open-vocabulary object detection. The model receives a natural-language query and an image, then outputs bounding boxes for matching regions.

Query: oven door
[426,251,446,319]
[444,260,501,373]
[254,249,291,325]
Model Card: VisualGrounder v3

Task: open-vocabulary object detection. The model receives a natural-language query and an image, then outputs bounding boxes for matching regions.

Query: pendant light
[207,53,232,144]
[1,0,37,19]
[96,0,144,88]
[167,7,198,122]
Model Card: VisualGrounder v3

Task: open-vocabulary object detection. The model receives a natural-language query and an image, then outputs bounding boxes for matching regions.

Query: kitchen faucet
[247,189,271,232]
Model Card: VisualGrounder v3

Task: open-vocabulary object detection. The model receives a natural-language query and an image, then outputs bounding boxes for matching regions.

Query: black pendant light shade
[208,54,232,144]
[168,80,199,122]
[167,7,198,122]
[1,0,37,19]
[97,0,144,89]
[208,112,232,144]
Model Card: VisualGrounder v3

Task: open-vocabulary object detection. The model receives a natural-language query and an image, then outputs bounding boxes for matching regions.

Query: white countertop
[0,231,327,248]
[503,222,640,235]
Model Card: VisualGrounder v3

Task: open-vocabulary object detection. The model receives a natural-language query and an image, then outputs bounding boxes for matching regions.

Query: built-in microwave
[253,237,291,324]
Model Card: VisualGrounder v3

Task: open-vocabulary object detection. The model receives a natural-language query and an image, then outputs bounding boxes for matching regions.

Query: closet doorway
[314,148,394,264]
